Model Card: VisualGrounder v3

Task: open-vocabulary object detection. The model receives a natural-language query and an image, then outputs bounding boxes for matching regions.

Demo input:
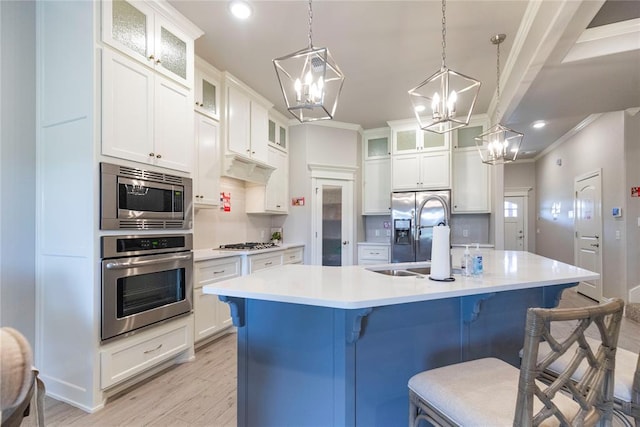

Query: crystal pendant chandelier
[273,0,345,123]
[474,34,524,164]
[409,0,481,134]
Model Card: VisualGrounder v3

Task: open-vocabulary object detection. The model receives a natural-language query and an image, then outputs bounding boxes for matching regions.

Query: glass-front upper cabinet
[102,0,197,88]
[389,119,447,154]
[363,128,390,159]
[452,115,488,150]
[194,56,221,120]
[268,110,288,151]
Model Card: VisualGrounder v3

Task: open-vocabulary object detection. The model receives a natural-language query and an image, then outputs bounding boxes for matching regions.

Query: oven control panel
[101,234,193,258]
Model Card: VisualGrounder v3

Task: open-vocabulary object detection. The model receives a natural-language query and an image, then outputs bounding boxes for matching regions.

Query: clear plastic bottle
[472,243,483,277]
[461,245,472,277]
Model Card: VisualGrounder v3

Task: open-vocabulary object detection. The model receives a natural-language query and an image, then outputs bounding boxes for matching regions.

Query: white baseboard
[629,284,640,303]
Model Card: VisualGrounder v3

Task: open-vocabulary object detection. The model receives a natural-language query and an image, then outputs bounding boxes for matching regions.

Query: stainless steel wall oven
[101,234,193,341]
[100,162,193,230]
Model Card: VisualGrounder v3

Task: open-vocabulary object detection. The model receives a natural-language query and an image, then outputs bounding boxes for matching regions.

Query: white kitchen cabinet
[357,243,390,265]
[245,146,288,214]
[194,56,220,120]
[194,257,241,343]
[224,75,270,164]
[102,0,195,88]
[392,151,450,190]
[363,128,391,214]
[247,251,284,274]
[268,110,288,151]
[283,246,304,265]
[193,113,220,207]
[388,119,451,191]
[102,49,193,173]
[389,121,448,155]
[100,315,193,389]
[452,117,491,213]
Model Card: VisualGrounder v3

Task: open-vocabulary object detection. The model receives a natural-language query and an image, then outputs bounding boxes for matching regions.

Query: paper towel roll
[430,225,451,280]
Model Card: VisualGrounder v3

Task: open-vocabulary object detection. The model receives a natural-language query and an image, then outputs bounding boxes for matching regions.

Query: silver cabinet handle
[590,243,599,247]
[106,254,191,270]
[143,344,162,354]
[213,270,226,274]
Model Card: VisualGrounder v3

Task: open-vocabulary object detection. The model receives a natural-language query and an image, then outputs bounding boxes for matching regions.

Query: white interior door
[574,171,603,301]
[312,178,354,266]
[504,196,525,250]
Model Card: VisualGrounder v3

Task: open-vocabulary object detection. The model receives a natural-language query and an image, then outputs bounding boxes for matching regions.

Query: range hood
[222,154,275,184]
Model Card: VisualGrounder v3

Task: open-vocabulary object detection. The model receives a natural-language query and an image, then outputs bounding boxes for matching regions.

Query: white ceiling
[169,0,640,160]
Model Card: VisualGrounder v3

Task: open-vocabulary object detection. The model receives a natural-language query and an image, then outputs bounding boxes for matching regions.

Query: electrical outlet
[375,229,380,237]
[462,229,469,237]
[616,230,621,240]
[261,230,266,239]
[386,229,391,237]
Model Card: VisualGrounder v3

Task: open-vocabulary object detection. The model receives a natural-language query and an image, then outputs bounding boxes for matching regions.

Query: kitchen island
[203,250,598,427]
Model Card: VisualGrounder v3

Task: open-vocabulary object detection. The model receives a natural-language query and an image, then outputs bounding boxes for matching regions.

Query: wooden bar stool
[408,298,625,426]
[538,335,639,426]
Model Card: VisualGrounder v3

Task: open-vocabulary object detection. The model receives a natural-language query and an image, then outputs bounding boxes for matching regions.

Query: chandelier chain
[307,0,313,48]
[496,39,501,120]
[441,0,446,68]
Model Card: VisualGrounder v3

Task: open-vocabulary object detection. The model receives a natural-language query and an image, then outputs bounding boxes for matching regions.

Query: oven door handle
[105,254,192,270]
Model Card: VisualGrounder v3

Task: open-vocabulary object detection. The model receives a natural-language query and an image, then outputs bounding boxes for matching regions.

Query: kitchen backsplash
[193,177,275,249]
[363,213,491,245]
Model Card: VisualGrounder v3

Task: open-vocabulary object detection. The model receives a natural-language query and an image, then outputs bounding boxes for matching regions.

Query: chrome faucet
[417,194,450,229]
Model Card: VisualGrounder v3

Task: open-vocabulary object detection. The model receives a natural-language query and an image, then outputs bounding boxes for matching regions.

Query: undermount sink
[371,269,422,277]
[367,266,461,277]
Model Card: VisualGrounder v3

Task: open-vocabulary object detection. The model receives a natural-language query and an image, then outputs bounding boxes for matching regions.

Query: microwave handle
[105,254,192,270]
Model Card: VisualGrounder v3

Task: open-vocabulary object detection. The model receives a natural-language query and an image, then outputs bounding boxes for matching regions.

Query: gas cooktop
[218,242,279,250]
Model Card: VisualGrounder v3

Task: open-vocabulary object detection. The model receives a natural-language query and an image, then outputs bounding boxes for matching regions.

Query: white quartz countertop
[203,249,598,309]
[194,243,304,262]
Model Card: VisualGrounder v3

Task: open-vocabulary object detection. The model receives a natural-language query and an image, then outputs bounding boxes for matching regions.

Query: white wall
[193,177,274,249]
[284,123,361,264]
[536,111,627,299]
[504,161,536,252]
[624,109,640,302]
[0,0,36,345]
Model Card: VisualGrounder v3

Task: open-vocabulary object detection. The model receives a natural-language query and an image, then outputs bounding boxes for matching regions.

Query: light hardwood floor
[21,289,640,427]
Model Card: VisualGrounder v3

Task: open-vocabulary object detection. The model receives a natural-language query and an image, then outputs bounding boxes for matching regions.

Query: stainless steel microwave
[100,162,193,230]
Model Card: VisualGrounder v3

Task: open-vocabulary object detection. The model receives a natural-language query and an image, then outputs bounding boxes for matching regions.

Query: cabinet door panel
[154,76,193,172]
[195,114,220,206]
[392,154,421,191]
[102,0,154,66]
[102,50,154,165]
[250,102,269,164]
[194,287,221,341]
[226,85,251,157]
[453,150,490,212]
[364,159,391,214]
[420,152,450,189]
[154,16,192,88]
[265,148,287,212]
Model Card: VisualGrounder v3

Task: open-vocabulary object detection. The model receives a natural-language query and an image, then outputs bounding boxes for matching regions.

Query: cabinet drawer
[195,257,241,288]
[249,252,283,273]
[358,246,389,261]
[283,247,303,264]
[101,316,192,389]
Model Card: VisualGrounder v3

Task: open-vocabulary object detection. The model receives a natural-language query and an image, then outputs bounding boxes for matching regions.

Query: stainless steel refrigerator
[391,190,451,263]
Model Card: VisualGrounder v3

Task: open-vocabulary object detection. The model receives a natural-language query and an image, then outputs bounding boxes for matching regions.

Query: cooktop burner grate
[219,242,279,250]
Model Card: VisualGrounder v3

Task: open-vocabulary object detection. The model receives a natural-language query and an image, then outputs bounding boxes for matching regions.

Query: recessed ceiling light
[532,121,546,129]
[229,0,252,19]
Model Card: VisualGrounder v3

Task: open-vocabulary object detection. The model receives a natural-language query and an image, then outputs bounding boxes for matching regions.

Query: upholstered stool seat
[408,298,625,427]
[409,357,580,426]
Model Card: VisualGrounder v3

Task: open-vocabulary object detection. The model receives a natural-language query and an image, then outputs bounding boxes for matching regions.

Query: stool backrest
[515,298,625,426]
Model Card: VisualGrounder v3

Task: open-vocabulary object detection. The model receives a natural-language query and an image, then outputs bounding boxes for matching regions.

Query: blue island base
[221,283,575,426]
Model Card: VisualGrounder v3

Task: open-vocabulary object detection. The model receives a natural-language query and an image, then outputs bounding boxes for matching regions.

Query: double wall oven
[100,162,194,341]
